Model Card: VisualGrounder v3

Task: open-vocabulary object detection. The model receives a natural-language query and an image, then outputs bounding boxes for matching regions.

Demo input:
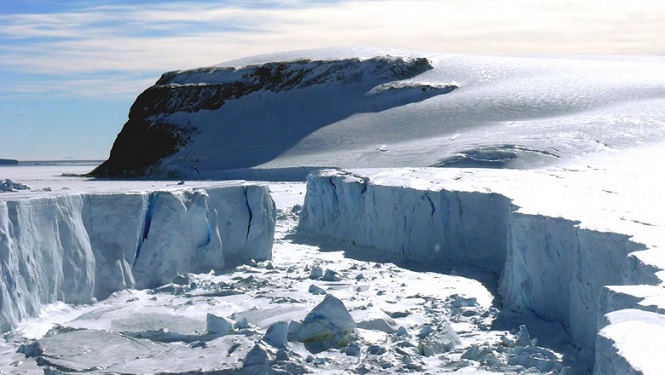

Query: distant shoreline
[0,159,18,166]
[10,160,104,167]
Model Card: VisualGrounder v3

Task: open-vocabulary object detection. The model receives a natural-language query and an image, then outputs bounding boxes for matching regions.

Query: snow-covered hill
[92,52,454,177]
[92,48,665,178]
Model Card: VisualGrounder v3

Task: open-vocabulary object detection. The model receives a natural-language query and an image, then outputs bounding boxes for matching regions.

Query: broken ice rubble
[0,179,30,192]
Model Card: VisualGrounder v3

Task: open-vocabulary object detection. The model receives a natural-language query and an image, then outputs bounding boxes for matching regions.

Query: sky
[1,0,663,161]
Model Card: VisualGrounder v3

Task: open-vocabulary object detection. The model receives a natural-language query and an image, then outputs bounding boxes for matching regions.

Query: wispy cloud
[1,0,663,98]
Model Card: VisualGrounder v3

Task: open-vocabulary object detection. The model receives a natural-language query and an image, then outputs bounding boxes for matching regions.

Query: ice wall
[299,169,664,374]
[0,183,275,331]
[500,215,645,362]
[300,172,511,275]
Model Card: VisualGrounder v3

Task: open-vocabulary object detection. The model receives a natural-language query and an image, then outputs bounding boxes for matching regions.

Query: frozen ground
[0,165,580,374]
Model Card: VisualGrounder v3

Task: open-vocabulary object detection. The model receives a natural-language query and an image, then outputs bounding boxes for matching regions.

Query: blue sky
[1,0,663,160]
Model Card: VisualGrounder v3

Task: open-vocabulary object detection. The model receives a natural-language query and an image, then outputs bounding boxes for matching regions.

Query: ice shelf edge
[298,168,664,374]
[0,183,276,332]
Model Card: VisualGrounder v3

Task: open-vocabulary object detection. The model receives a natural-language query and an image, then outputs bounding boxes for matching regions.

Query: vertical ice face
[131,189,225,289]
[499,214,578,323]
[500,214,644,362]
[0,195,95,332]
[82,193,147,299]
[0,183,276,331]
[299,170,511,275]
[299,168,663,373]
[207,185,276,267]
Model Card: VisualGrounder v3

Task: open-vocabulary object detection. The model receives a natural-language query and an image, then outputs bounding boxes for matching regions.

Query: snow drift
[0,183,275,331]
[299,168,665,374]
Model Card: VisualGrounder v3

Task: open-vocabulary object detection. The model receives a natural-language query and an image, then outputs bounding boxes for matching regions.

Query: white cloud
[1,0,663,97]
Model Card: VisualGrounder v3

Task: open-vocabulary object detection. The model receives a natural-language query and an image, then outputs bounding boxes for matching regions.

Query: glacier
[0,182,276,332]
[299,167,665,374]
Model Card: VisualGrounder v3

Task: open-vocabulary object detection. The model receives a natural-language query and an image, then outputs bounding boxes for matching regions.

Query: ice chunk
[308,284,327,295]
[321,269,342,281]
[19,328,257,373]
[308,266,323,279]
[206,313,232,335]
[417,323,461,355]
[396,326,409,336]
[514,325,535,347]
[234,317,251,330]
[342,341,361,356]
[295,294,356,351]
[507,345,562,373]
[242,342,277,369]
[352,308,398,334]
[462,345,492,362]
[263,321,289,348]
[0,179,31,192]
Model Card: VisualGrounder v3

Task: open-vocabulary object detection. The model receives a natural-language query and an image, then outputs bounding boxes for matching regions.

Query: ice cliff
[0,183,275,331]
[299,168,665,374]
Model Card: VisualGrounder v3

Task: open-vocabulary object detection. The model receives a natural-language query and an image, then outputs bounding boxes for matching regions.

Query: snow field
[299,168,665,374]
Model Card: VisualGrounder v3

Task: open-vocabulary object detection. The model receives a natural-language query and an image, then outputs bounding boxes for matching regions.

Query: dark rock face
[91,56,434,177]
[94,119,195,177]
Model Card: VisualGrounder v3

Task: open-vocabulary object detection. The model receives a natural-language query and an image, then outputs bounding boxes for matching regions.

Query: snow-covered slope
[0,182,275,332]
[92,49,665,178]
[298,147,665,373]
[92,53,453,177]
